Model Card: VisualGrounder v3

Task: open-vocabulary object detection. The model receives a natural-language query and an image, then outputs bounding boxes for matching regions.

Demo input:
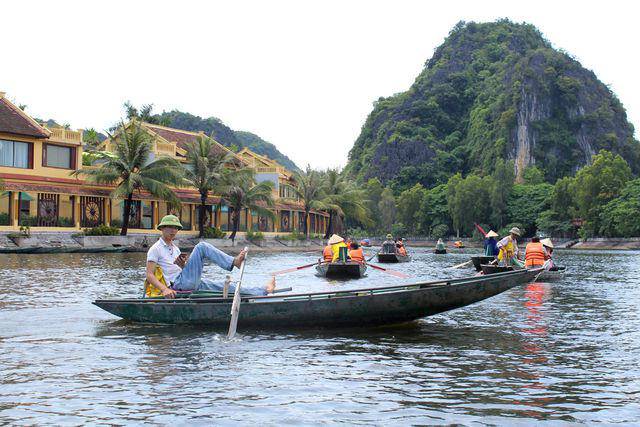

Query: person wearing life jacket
[497,227,521,266]
[541,238,555,269]
[484,230,499,257]
[322,243,333,263]
[525,236,549,268]
[396,239,408,257]
[327,234,348,262]
[349,241,365,263]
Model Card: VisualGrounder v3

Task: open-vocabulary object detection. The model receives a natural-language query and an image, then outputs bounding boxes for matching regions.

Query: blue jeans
[172,242,267,296]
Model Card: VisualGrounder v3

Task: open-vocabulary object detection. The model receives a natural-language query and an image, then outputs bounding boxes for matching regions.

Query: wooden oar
[367,249,381,262]
[368,263,410,279]
[228,246,249,340]
[270,261,325,276]
[448,260,472,269]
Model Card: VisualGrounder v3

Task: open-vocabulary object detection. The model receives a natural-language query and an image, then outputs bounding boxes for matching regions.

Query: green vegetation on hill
[345,20,639,191]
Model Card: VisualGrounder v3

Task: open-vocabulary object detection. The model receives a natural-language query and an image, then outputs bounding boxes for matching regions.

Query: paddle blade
[269,263,316,276]
[369,263,410,279]
[228,247,248,340]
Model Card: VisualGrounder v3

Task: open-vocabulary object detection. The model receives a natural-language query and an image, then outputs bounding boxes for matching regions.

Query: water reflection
[1,249,640,424]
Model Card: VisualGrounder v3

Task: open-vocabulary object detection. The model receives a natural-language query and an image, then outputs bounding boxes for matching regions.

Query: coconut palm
[292,166,326,238]
[223,176,275,242]
[73,121,184,235]
[321,169,370,239]
[183,135,238,237]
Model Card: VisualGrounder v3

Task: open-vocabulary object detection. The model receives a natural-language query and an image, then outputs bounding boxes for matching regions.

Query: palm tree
[183,135,237,237]
[84,128,102,151]
[223,177,275,242]
[321,169,370,239]
[292,166,326,238]
[73,122,185,235]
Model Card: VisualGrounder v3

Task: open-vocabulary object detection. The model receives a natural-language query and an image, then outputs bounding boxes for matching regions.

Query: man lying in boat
[145,215,276,299]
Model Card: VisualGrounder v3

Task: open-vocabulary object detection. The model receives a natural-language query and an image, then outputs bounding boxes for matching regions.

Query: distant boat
[316,261,367,278]
[93,269,543,327]
[377,253,411,263]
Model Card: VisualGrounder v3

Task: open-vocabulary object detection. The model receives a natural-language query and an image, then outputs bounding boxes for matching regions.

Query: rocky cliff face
[345,20,639,188]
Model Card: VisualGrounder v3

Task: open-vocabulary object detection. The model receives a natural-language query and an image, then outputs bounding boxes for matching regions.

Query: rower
[497,227,521,267]
[382,233,396,254]
[541,238,555,269]
[484,230,499,257]
[349,241,365,263]
[145,215,276,298]
[435,238,446,252]
[524,236,549,268]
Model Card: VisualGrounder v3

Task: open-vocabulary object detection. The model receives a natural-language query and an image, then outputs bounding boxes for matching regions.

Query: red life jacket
[322,245,333,262]
[349,248,365,263]
[525,242,546,267]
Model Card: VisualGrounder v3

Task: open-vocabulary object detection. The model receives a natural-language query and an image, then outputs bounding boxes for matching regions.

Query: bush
[110,219,123,227]
[430,224,449,239]
[246,230,264,242]
[58,217,74,227]
[83,224,120,236]
[203,226,226,239]
[19,215,38,226]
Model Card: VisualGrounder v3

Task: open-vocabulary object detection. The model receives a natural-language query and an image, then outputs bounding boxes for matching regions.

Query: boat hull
[316,262,367,278]
[93,269,542,327]
[434,249,447,254]
[377,253,411,263]
[480,264,513,275]
[538,267,566,281]
[472,256,495,271]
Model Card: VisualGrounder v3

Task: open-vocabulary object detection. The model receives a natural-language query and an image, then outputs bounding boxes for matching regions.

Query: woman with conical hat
[497,227,521,266]
[327,234,348,262]
[484,230,499,257]
[541,238,555,269]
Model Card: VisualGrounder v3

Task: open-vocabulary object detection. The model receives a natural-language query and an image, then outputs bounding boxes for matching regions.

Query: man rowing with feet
[146,215,276,298]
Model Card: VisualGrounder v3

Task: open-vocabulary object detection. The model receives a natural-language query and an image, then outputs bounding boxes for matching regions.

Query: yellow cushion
[144,266,167,298]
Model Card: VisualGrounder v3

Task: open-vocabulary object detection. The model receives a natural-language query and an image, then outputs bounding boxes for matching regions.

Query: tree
[320,169,370,238]
[571,150,632,236]
[292,166,326,237]
[418,183,451,236]
[364,178,384,232]
[522,166,545,185]
[84,128,102,151]
[123,102,170,126]
[183,135,237,237]
[223,178,275,242]
[599,179,640,237]
[490,159,515,229]
[536,176,577,237]
[72,122,184,235]
[447,173,492,236]
[397,184,426,234]
[378,187,397,233]
[506,183,553,236]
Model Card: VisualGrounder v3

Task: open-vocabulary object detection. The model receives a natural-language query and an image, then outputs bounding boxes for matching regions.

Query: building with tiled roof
[0,92,327,235]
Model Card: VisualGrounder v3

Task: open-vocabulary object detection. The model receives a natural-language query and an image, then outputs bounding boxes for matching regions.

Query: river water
[1,247,639,424]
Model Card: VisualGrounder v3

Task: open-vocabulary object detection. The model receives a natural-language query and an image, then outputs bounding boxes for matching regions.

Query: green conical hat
[157,214,183,230]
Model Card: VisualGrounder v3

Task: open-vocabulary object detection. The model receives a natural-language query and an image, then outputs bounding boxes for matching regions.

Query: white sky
[2,0,639,169]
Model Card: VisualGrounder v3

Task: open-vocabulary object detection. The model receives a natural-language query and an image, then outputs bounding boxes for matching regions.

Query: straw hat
[328,234,344,245]
[386,234,393,239]
[541,238,554,248]
[157,214,183,230]
[509,227,521,236]
[486,230,499,238]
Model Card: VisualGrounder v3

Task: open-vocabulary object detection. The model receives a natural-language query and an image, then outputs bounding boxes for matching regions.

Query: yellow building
[0,92,327,235]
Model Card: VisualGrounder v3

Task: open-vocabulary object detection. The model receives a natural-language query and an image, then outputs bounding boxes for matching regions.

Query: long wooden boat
[315,261,367,278]
[480,264,514,275]
[93,269,542,327]
[472,255,496,271]
[434,249,447,254]
[377,253,411,263]
[537,266,566,281]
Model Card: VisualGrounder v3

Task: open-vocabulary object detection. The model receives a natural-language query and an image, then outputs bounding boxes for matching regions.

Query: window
[0,139,31,168]
[43,144,75,169]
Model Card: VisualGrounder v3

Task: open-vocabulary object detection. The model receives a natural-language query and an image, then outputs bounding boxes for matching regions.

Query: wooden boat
[537,266,566,281]
[434,249,447,254]
[480,264,513,275]
[471,256,496,271]
[377,253,411,263]
[315,261,367,278]
[93,268,542,327]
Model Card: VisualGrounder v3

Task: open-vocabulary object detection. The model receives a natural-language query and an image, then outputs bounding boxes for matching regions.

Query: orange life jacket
[322,245,333,262]
[525,242,547,267]
[397,246,407,256]
[349,247,365,263]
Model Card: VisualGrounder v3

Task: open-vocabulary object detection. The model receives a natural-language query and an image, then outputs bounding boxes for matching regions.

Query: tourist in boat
[484,230,500,257]
[349,241,365,263]
[382,234,396,254]
[145,215,276,299]
[322,243,333,262]
[497,227,522,267]
[541,238,555,269]
[396,240,408,257]
[345,237,353,250]
[435,238,446,252]
[524,236,550,268]
[328,233,349,262]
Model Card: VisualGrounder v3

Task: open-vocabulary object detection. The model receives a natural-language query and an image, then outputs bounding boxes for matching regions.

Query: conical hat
[328,234,344,245]
[486,230,499,238]
[541,238,554,248]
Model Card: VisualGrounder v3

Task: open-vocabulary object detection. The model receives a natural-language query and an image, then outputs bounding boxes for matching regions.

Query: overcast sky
[2,0,639,169]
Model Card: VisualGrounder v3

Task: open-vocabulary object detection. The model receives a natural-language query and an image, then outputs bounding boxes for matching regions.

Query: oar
[367,248,381,262]
[270,262,322,276]
[228,246,249,340]
[448,260,472,269]
[368,263,410,279]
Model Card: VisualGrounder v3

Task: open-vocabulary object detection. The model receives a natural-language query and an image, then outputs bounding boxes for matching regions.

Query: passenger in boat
[382,234,396,254]
[524,236,550,268]
[345,237,353,250]
[146,215,276,299]
[484,230,499,257]
[349,242,365,263]
[396,241,407,257]
[322,244,333,262]
[541,238,555,269]
[435,238,446,252]
[328,234,348,262]
[497,227,521,267]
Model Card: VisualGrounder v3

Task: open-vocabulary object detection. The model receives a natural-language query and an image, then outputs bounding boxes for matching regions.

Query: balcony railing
[47,127,83,144]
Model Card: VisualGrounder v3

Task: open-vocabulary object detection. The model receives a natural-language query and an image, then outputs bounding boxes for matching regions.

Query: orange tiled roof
[143,123,231,156]
[0,95,50,139]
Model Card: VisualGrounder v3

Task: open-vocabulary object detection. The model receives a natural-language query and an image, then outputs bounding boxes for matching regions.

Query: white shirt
[146,237,182,283]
